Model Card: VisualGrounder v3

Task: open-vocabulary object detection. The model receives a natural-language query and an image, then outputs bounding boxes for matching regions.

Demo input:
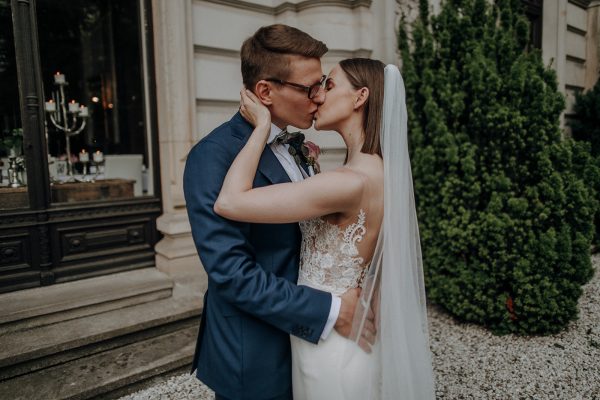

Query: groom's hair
[241,24,328,90]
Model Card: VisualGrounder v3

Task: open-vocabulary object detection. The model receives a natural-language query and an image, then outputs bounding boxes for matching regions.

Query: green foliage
[400,0,598,334]
[569,79,600,246]
[0,128,23,156]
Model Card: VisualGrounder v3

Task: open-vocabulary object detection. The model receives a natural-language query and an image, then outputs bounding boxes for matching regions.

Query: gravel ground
[119,253,600,400]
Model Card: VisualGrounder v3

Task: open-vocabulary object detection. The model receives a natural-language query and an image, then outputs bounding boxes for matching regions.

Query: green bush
[569,79,600,247]
[400,0,599,334]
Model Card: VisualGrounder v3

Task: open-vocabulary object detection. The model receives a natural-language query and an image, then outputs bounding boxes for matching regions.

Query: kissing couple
[184,24,435,400]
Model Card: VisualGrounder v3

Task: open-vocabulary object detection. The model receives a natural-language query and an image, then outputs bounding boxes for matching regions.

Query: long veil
[343,64,436,399]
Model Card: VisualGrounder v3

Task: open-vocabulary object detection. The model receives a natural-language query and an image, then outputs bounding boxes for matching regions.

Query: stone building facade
[0,0,598,397]
[153,0,600,289]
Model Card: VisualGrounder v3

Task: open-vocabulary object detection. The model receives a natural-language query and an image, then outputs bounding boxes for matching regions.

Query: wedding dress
[291,65,435,400]
[291,209,377,400]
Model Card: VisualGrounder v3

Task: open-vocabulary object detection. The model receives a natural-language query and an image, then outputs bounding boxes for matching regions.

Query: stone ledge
[0,268,174,329]
[0,324,197,400]
[0,275,202,369]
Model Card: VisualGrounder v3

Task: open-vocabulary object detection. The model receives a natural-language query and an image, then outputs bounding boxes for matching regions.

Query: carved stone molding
[195,0,372,15]
[194,44,373,60]
[569,0,592,9]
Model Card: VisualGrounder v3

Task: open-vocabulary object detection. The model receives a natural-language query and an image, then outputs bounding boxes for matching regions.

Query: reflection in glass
[37,0,151,203]
[0,0,29,210]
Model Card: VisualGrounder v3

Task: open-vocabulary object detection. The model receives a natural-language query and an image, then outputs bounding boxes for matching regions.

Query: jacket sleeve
[183,138,332,343]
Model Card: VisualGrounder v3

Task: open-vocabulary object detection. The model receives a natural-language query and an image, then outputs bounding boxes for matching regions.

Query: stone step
[0,268,174,333]
[0,322,198,400]
[0,277,203,377]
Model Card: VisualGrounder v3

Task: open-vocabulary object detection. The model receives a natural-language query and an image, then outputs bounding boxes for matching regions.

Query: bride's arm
[215,90,363,224]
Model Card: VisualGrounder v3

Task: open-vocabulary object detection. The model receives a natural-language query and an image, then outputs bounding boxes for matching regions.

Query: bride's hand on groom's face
[240,89,271,130]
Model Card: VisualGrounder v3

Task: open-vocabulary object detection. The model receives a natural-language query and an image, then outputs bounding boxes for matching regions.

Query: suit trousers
[215,387,292,400]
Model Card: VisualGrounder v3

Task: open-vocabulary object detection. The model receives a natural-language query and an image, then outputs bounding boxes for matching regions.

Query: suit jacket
[183,112,332,400]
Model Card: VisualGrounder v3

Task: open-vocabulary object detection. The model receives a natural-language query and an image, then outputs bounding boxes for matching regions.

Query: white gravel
[119,254,600,400]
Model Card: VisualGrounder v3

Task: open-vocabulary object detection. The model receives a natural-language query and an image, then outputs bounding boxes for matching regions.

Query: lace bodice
[298,209,369,296]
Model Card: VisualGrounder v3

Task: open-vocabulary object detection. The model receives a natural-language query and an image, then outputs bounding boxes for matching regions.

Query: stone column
[586,1,600,89]
[151,0,204,284]
[542,0,568,127]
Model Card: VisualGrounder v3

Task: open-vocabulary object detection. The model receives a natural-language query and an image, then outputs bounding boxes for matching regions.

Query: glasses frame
[265,75,327,99]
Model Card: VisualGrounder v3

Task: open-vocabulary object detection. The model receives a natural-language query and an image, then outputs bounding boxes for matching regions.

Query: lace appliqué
[298,209,368,296]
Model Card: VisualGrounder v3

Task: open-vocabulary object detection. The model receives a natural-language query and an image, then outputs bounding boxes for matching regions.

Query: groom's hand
[359,305,377,353]
[334,288,361,338]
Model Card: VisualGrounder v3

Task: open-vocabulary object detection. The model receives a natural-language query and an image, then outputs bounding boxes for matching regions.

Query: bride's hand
[240,89,271,131]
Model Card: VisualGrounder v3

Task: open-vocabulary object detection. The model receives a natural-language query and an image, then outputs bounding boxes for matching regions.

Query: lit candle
[54,72,66,84]
[45,100,56,112]
[93,150,104,163]
[79,149,89,162]
[68,100,79,113]
[79,105,89,117]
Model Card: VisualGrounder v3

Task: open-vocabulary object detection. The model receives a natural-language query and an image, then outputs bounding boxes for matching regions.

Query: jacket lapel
[299,160,310,177]
[258,146,292,185]
[230,112,291,185]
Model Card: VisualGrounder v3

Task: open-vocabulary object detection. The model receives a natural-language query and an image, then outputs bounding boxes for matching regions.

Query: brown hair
[241,24,328,90]
[339,58,385,158]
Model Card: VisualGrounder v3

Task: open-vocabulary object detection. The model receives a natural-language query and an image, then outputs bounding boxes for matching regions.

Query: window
[0,0,28,209]
[522,0,543,50]
[0,0,160,293]
[37,0,154,204]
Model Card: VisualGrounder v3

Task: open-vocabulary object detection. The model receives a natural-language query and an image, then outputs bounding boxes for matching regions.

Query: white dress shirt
[268,124,341,340]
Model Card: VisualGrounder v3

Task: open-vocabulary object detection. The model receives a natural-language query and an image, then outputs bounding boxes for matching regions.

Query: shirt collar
[267,123,285,145]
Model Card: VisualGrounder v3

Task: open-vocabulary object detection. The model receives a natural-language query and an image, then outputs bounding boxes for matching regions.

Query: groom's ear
[254,80,274,106]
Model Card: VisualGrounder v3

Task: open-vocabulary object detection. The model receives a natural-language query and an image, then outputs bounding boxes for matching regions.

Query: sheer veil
[344,64,436,399]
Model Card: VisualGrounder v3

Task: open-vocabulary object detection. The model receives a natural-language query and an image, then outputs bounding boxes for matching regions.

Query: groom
[183,25,360,400]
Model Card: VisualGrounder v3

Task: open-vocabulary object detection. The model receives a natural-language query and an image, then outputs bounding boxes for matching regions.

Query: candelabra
[7,154,25,188]
[45,72,89,181]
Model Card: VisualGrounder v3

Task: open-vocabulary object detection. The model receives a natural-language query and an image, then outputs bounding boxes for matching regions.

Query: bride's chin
[314,119,326,131]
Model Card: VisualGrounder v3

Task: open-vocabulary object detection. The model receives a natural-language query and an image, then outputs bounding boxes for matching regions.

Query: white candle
[54,72,66,84]
[79,150,89,162]
[93,151,104,163]
[79,105,89,117]
[68,100,79,113]
[45,100,56,112]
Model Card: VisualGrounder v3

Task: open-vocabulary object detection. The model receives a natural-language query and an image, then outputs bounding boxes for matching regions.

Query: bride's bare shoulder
[317,167,366,194]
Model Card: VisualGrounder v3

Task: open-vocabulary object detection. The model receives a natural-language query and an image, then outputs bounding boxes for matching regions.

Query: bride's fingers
[244,89,260,103]
[240,89,252,107]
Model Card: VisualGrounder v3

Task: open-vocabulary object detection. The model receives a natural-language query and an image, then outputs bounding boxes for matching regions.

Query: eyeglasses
[265,75,327,99]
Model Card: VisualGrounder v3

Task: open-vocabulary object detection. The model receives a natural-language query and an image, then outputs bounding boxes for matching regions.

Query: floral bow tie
[272,129,321,175]
[272,129,304,146]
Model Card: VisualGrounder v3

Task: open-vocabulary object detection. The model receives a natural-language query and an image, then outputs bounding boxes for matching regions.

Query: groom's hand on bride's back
[334,288,378,352]
[334,288,360,338]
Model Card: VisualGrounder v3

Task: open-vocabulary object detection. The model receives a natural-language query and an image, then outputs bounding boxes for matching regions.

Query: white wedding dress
[291,65,436,400]
[291,209,378,400]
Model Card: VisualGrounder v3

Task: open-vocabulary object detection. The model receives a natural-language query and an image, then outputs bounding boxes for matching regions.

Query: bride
[214,59,435,399]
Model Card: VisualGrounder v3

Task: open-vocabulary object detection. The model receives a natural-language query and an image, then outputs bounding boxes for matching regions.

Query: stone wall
[152,0,401,281]
[543,0,600,127]
[151,0,600,281]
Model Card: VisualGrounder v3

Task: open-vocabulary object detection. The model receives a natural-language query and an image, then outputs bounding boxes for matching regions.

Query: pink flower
[304,141,321,160]
[302,141,322,174]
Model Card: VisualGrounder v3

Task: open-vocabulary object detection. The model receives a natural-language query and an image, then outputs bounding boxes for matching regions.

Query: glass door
[0,0,29,210]
[37,0,155,204]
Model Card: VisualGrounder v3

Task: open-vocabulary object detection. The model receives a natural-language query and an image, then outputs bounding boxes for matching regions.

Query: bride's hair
[339,58,386,158]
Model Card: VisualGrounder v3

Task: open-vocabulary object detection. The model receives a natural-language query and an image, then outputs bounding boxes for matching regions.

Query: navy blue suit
[183,113,332,400]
